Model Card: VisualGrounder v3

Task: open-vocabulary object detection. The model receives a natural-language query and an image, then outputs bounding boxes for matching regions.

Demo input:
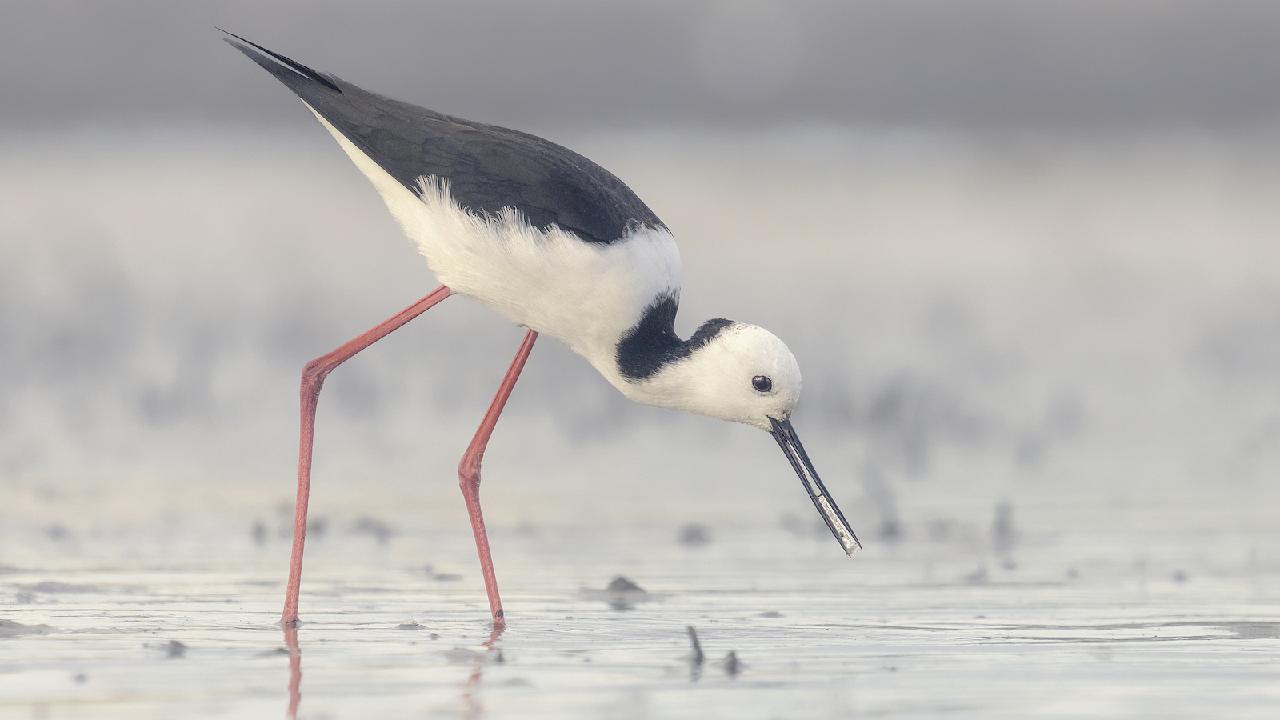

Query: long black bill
[769,417,862,556]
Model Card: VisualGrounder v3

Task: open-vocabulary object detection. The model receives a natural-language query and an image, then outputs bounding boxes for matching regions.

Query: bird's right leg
[284,284,452,627]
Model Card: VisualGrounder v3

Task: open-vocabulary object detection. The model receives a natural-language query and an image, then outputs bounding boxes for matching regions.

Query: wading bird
[223,31,860,630]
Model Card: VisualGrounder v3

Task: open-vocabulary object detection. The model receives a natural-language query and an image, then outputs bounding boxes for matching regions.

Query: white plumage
[313,110,685,391]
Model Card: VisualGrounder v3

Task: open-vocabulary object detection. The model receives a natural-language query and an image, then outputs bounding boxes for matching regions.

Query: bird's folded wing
[222,30,664,244]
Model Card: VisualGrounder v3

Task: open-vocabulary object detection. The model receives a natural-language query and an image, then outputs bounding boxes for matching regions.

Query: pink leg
[283,285,452,627]
[458,329,538,630]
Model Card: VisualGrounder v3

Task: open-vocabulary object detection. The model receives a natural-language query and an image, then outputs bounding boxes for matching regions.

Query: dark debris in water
[722,650,743,677]
[686,626,743,679]
[878,518,904,542]
[606,576,644,593]
[307,516,329,538]
[686,626,705,681]
[251,521,268,546]
[604,576,647,610]
[351,516,396,544]
[677,524,712,548]
[580,576,652,611]
[685,626,705,666]
[165,640,188,659]
[398,621,424,630]
[422,565,464,582]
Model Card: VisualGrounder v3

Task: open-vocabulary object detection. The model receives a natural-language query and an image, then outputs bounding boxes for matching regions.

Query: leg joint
[300,356,333,394]
[458,452,481,489]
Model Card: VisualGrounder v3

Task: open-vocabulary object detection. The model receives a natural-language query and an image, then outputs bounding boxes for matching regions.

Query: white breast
[308,107,682,387]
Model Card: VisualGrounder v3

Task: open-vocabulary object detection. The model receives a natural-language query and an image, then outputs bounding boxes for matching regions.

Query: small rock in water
[678,524,712,548]
[166,640,188,659]
[606,576,644,593]
[602,576,648,611]
[579,576,653,610]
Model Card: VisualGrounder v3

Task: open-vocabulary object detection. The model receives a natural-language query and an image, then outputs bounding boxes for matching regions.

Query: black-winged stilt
[222,30,860,631]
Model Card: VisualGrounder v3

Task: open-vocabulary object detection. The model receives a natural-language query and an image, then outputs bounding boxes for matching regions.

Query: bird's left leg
[457,329,538,630]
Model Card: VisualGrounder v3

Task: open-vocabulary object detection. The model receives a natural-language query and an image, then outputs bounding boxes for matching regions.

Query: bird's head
[654,322,802,430]
[626,321,862,556]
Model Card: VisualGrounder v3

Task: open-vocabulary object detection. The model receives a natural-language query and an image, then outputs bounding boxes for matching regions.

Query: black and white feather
[223,30,663,245]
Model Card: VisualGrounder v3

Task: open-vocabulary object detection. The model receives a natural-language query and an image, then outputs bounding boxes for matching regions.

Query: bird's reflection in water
[463,623,506,719]
[283,625,302,719]
[282,621,504,719]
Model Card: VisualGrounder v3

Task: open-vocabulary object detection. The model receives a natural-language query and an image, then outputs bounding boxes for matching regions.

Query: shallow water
[3,129,1280,717]
[3,486,1278,719]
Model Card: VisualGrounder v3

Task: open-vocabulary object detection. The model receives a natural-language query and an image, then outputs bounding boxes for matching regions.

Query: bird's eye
[752,375,773,393]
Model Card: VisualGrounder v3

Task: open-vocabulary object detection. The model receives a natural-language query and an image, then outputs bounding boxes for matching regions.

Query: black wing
[222,30,664,244]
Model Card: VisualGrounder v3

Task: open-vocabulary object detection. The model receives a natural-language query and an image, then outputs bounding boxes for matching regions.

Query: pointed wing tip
[218,27,343,95]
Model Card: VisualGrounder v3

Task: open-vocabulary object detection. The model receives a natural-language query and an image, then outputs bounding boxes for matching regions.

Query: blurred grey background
[2,1,1278,544]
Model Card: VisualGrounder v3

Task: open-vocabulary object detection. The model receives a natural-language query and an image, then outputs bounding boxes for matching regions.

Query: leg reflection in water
[463,624,506,719]
[284,625,302,719]
[283,621,504,718]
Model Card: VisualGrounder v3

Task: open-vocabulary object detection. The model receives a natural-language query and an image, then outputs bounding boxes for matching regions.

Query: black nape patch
[616,293,734,380]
